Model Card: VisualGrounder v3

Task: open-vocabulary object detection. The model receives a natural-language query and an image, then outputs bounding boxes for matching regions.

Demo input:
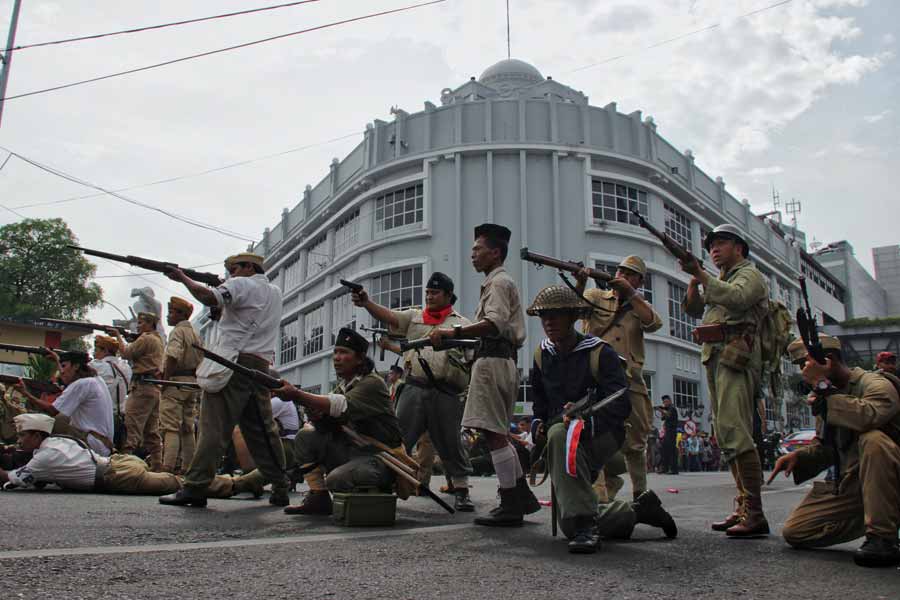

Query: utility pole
[0,0,23,128]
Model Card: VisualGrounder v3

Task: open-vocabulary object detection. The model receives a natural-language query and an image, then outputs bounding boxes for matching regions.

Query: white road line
[0,523,472,560]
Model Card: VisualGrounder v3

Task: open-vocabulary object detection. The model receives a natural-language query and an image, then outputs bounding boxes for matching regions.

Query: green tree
[0,218,103,319]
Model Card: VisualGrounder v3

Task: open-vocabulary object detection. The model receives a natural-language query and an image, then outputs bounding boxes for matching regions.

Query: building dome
[478,58,544,93]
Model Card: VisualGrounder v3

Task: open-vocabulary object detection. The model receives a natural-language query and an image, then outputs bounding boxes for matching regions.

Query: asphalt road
[1,471,897,599]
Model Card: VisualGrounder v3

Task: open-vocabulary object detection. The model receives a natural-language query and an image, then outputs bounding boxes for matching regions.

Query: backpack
[759,299,794,373]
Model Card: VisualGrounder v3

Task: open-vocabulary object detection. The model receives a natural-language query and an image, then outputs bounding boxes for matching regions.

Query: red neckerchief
[422,305,454,325]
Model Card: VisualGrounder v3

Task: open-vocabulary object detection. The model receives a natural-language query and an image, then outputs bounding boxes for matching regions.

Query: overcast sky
[0,0,896,330]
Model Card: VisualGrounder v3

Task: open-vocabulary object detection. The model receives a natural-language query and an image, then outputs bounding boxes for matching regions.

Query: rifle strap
[596,302,634,340]
[416,354,458,396]
[557,271,615,314]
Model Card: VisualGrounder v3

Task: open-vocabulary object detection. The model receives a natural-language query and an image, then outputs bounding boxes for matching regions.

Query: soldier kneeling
[528,286,676,554]
[275,328,403,516]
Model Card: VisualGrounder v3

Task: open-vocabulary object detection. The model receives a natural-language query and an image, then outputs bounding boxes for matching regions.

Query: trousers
[159,378,198,472]
[294,427,393,493]
[123,383,162,467]
[706,354,758,463]
[100,454,257,497]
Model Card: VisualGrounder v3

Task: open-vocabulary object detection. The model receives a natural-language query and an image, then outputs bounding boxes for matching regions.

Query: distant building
[873,244,900,316]
[0,317,87,375]
[814,241,888,319]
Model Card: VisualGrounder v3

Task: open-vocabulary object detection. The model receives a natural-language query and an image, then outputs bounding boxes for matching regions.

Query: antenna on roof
[506,0,511,59]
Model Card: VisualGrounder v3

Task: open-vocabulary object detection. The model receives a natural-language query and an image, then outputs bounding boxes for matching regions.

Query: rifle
[562,387,628,420]
[397,337,480,353]
[796,276,826,365]
[0,343,54,357]
[140,378,201,390]
[0,374,62,395]
[191,345,282,389]
[68,246,223,287]
[520,248,612,283]
[39,318,139,342]
[630,209,697,264]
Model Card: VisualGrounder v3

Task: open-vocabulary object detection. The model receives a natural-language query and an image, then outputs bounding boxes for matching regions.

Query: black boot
[854,535,900,568]
[454,487,475,512]
[474,486,523,527]
[159,488,207,508]
[516,477,541,515]
[269,487,290,507]
[632,490,677,539]
[568,517,600,554]
[284,490,332,515]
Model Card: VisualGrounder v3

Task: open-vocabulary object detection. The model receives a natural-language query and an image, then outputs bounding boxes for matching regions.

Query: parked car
[778,430,817,455]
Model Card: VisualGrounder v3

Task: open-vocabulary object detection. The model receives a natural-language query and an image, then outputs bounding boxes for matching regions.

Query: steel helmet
[617,255,647,277]
[704,224,749,257]
[526,285,592,318]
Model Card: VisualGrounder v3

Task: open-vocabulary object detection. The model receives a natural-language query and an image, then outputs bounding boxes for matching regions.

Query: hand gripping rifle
[191,345,282,389]
[562,387,628,420]
[520,248,612,284]
[630,209,697,264]
[69,246,223,287]
[0,374,62,395]
[39,318,139,342]
[796,276,826,366]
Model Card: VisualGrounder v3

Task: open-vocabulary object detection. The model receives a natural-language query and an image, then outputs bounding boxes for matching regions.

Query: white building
[207,59,810,431]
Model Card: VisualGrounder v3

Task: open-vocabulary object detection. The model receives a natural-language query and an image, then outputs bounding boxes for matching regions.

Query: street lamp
[101,300,129,321]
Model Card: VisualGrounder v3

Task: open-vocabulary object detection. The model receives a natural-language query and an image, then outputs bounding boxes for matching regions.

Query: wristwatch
[814,379,833,395]
[453,325,463,339]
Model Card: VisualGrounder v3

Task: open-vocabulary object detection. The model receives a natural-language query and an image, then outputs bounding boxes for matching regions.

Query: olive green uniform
[782,368,900,547]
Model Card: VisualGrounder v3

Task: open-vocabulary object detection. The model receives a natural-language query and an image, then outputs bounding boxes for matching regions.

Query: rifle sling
[557,271,615,314]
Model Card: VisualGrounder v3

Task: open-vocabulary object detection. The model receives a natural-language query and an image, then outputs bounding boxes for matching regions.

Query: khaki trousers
[706,355,758,463]
[124,383,162,467]
[100,454,252,497]
[622,390,651,495]
[783,430,900,546]
[183,361,287,494]
[159,379,198,472]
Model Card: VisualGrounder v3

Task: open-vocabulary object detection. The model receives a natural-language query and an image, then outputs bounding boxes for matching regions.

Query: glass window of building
[779,280,795,313]
[594,261,652,303]
[334,209,360,257]
[664,204,692,249]
[673,377,699,412]
[590,180,648,226]
[307,235,329,278]
[643,372,653,401]
[699,225,711,263]
[375,183,424,234]
[303,304,325,356]
[279,319,299,365]
[332,292,358,344]
[370,266,423,326]
[283,254,302,292]
[668,281,696,343]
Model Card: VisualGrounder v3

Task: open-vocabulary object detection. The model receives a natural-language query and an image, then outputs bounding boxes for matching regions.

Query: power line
[9,131,361,210]
[98,258,184,297]
[1,148,257,241]
[0,0,448,102]
[566,0,793,75]
[5,0,323,53]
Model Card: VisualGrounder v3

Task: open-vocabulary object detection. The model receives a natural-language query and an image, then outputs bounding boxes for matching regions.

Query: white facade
[237,59,808,431]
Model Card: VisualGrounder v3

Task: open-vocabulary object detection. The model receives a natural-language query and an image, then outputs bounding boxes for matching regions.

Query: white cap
[14,413,55,435]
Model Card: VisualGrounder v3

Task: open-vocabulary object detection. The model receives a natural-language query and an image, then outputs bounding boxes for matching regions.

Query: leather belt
[171,369,196,377]
[93,461,110,491]
[404,376,463,395]
[280,428,299,438]
[475,338,516,360]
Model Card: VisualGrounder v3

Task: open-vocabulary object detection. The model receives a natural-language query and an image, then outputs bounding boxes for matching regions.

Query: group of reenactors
[2,220,899,568]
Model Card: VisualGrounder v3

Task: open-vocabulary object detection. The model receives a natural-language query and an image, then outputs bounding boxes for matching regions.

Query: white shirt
[7,437,108,491]
[271,396,300,439]
[210,274,282,363]
[53,377,115,457]
[90,356,132,415]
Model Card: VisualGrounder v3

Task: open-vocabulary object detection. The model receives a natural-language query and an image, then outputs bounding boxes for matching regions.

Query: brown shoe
[284,491,332,516]
[711,496,745,532]
[726,496,769,537]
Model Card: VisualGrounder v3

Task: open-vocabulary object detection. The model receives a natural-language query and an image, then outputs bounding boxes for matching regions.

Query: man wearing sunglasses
[159,253,288,508]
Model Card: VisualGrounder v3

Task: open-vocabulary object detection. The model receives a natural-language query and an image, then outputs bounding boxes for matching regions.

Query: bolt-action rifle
[0,343,55,358]
[519,248,612,283]
[191,345,282,389]
[68,246,223,287]
[630,209,697,264]
[0,374,62,395]
[39,318,139,342]
[139,378,201,390]
[796,276,826,366]
[396,337,480,353]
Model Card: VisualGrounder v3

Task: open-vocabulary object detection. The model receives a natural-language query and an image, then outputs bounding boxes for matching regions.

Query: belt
[88,430,114,452]
[404,376,463,395]
[280,428,299,438]
[237,353,271,371]
[93,461,110,492]
[475,338,516,360]
[171,369,196,377]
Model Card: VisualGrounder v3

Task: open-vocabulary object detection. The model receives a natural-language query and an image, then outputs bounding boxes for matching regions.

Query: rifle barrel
[0,343,49,356]
[520,248,612,282]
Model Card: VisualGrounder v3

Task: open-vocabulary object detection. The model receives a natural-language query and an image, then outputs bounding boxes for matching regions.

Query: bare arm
[273,381,331,414]
[350,289,400,329]
[165,269,217,307]
[15,383,59,416]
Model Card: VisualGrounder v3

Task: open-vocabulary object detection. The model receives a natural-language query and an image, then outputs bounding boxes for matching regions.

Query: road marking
[0,523,472,560]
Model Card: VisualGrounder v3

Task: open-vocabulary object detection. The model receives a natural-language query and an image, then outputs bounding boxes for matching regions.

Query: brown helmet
[527,285,591,318]
[617,255,647,277]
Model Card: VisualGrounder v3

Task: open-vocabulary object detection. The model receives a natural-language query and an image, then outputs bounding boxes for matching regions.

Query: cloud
[863,109,892,123]
[745,166,785,177]
[838,142,866,155]
[590,4,653,33]
[883,33,896,45]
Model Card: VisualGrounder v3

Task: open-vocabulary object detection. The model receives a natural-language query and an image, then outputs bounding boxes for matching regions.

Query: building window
[643,372,653,402]
[591,180,648,226]
[594,261,652,303]
[283,254,302,292]
[668,281,697,343]
[371,266,423,326]
[302,385,321,394]
[332,293,358,344]
[673,377,699,412]
[699,226,711,263]
[307,236,329,278]
[664,204,692,250]
[279,319,299,365]
[303,304,325,356]
[334,209,360,257]
[375,183,424,233]
[779,281,795,313]
[786,402,813,430]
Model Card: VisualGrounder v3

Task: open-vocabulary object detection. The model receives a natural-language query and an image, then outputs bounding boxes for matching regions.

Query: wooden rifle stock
[630,209,696,264]
[0,374,62,395]
[519,248,612,282]
[68,245,223,287]
[192,344,282,389]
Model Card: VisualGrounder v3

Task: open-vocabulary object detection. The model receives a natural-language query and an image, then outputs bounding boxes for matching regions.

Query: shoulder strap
[589,343,606,385]
[596,302,634,339]
[533,345,543,371]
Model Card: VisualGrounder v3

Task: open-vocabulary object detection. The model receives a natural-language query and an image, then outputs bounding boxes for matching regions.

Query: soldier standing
[429,224,538,526]
[111,312,165,469]
[159,297,203,474]
[353,272,475,511]
[89,335,131,449]
[160,252,288,507]
[576,255,663,500]
[682,224,770,537]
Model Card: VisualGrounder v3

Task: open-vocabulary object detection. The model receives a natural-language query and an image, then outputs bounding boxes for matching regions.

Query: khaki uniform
[583,287,662,497]
[462,266,526,435]
[120,331,165,467]
[99,454,261,497]
[160,320,203,473]
[390,308,472,487]
[782,368,900,546]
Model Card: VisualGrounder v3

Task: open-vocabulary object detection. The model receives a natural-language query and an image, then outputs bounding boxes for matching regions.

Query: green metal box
[332,492,397,527]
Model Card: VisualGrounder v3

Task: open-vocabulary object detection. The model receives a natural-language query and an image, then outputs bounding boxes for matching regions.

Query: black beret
[426,272,457,304]
[334,327,368,355]
[474,223,511,244]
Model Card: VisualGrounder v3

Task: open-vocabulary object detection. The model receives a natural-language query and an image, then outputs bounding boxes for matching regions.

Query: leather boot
[853,535,900,568]
[284,490,332,515]
[159,488,207,508]
[568,517,600,554]
[632,490,677,539]
[474,487,523,527]
[269,487,290,507]
[516,477,541,515]
[711,496,745,532]
[454,487,475,512]
[725,495,769,537]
